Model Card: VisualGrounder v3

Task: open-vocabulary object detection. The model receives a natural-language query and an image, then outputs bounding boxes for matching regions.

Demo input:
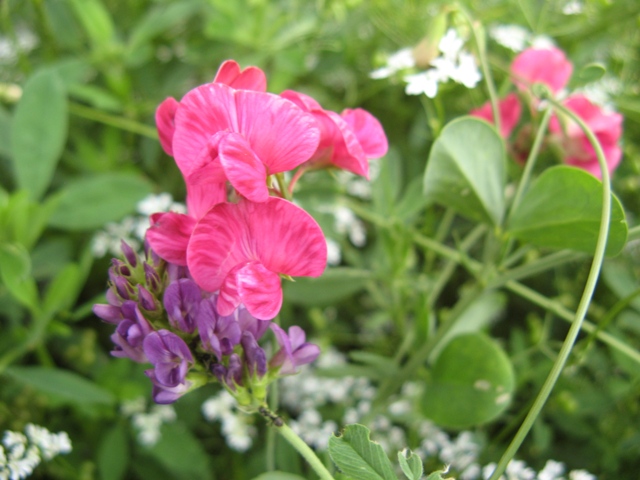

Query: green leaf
[423,117,506,226]
[146,423,212,480]
[577,63,606,83]
[394,178,430,223]
[10,69,68,200]
[48,173,152,230]
[6,366,115,406]
[329,424,398,480]
[43,263,82,316]
[0,104,11,158]
[422,333,515,428]
[284,268,372,306]
[429,292,506,361]
[398,449,423,480]
[98,423,130,480]
[128,1,203,48]
[67,0,115,50]
[252,473,308,480]
[0,243,39,310]
[507,166,627,256]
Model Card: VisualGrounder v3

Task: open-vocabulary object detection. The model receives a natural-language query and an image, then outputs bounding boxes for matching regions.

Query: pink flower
[549,94,623,178]
[470,93,522,138]
[187,197,327,320]
[167,83,320,203]
[511,47,573,94]
[156,60,267,156]
[280,90,388,178]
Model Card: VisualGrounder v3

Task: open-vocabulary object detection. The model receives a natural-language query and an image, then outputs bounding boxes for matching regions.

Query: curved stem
[489,99,612,479]
[69,102,158,139]
[275,422,334,480]
[275,173,292,201]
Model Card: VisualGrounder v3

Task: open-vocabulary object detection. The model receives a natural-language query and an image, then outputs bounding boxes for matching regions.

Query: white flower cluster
[0,28,38,66]
[91,193,186,258]
[489,25,555,52]
[0,424,71,480]
[370,29,482,98]
[277,351,597,480]
[202,390,256,452]
[280,349,405,454]
[121,397,176,447]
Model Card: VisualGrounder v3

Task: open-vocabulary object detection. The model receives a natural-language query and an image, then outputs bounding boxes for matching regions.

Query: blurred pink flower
[470,93,522,138]
[280,90,388,178]
[187,197,327,320]
[511,47,573,94]
[549,94,623,178]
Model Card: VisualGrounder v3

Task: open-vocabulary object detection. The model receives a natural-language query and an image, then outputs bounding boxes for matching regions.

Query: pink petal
[217,267,242,317]
[214,60,267,92]
[341,108,388,159]
[511,47,573,94]
[325,110,369,178]
[172,83,236,177]
[218,132,269,203]
[185,181,227,220]
[146,212,197,266]
[249,197,327,277]
[234,90,320,173]
[470,93,522,138]
[187,202,250,293]
[156,97,179,156]
[236,262,282,320]
[280,89,324,111]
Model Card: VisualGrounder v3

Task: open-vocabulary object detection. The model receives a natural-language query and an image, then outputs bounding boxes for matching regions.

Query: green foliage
[10,69,68,200]
[423,117,506,226]
[422,333,515,428]
[97,423,130,480]
[507,166,628,255]
[329,424,398,480]
[398,449,424,480]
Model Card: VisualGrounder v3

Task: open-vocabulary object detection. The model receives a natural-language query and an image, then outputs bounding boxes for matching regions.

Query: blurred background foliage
[1,0,640,479]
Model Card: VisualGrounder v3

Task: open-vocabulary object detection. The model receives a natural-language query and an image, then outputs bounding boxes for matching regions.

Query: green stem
[69,102,158,139]
[489,99,613,480]
[508,107,553,219]
[275,422,334,480]
[505,280,640,365]
[275,173,292,201]
[458,4,501,134]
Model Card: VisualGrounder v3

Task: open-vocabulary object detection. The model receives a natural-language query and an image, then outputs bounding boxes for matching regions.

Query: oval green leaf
[423,117,506,226]
[11,69,68,200]
[329,424,397,480]
[422,333,515,428]
[507,166,627,256]
[49,173,152,230]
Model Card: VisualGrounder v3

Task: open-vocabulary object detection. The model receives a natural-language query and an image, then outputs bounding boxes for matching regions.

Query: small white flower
[562,0,583,15]
[326,238,342,266]
[490,25,531,52]
[568,470,597,480]
[404,70,440,98]
[454,52,482,88]
[538,460,565,480]
[439,29,464,60]
[370,48,416,79]
[530,35,555,49]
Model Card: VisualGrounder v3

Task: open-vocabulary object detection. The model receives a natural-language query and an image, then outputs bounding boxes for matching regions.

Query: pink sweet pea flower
[167,83,320,203]
[156,60,267,156]
[511,47,573,94]
[187,197,327,320]
[280,90,388,179]
[549,94,623,178]
[470,93,522,138]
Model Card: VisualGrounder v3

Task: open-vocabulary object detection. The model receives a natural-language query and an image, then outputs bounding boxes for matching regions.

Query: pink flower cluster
[149,60,387,319]
[471,47,623,178]
[94,60,388,405]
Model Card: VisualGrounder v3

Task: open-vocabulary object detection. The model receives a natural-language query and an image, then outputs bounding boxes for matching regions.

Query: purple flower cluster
[93,240,320,405]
